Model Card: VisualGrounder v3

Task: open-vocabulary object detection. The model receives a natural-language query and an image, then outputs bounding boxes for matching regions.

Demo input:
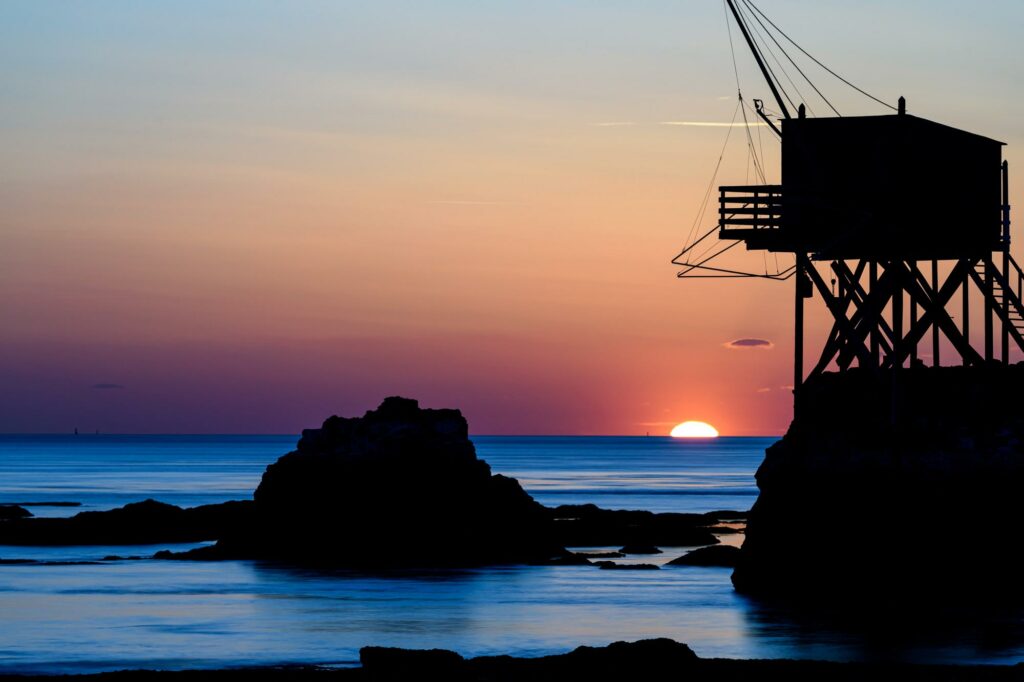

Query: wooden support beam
[834,261,896,349]
[831,264,896,370]
[932,260,941,367]
[803,260,874,370]
[985,257,994,362]
[870,261,880,368]
[962,260,971,363]
[909,260,918,364]
[794,254,805,418]
[812,272,895,376]
[888,259,984,368]
[1003,249,1011,364]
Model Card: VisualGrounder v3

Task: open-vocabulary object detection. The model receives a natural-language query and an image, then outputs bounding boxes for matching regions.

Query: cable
[730,0,797,115]
[739,0,839,116]
[743,0,897,111]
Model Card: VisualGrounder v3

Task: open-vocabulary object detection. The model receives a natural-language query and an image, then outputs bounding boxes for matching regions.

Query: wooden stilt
[932,260,941,367]
[962,259,971,363]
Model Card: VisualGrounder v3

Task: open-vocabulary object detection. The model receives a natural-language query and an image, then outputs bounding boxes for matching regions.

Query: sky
[1,1,1023,435]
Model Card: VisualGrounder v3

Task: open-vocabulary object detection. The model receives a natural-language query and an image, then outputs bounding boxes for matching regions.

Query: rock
[207,397,562,566]
[551,504,719,548]
[544,553,593,566]
[666,545,741,567]
[702,510,748,522]
[573,551,625,559]
[0,499,254,546]
[619,544,662,555]
[360,639,697,680]
[0,505,32,520]
[733,365,1024,600]
[595,561,660,570]
[360,647,465,678]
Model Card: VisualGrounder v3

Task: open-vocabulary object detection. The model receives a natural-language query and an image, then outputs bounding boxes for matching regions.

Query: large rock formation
[209,397,562,566]
[733,364,1024,599]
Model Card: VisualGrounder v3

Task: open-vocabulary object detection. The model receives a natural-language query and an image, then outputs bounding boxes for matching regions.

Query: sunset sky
[2,1,1022,435]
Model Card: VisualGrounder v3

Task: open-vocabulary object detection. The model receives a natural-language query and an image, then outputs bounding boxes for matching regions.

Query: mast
[724,0,792,120]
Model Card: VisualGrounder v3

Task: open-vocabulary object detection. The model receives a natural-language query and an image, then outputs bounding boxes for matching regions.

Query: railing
[718,185,783,235]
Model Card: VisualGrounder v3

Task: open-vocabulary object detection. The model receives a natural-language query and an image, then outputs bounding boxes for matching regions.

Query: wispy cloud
[724,338,774,349]
[428,200,511,206]
[661,121,768,127]
[756,387,772,393]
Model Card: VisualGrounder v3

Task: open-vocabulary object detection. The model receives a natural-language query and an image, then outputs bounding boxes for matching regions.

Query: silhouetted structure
[678,0,1024,602]
[679,1,1018,419]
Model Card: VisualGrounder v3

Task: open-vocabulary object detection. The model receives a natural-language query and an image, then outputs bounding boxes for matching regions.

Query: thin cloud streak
[660,121,768,127]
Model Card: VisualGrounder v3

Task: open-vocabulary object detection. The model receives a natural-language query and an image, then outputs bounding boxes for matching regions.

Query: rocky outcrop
[203,397,563,566]
[361,639,697,680]
[0,499,253,546]
[550,504,720,548]
[733,364,1024,599]
[0,505,32,521]
[667,545,740,567]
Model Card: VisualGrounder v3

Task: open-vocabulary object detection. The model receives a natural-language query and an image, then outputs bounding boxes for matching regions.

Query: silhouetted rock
[619,543,662,555]
[733,365,1024,599]
[667,545,741,567]
[361,639,696,680]
[0,505,31,521]
[573,550,625,559]
[203,397,563,566]
[0,499,253,546]
[594,561,660,570]
[550,504,719,548]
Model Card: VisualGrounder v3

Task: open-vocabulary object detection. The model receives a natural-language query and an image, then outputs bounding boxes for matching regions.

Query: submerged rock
[207,397,562,566]
[733,365,1024,599]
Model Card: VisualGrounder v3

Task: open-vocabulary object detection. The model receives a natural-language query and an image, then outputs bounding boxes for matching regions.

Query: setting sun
[670,421,720,438]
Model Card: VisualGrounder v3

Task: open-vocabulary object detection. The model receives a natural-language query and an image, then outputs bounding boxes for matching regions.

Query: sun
[670,421,720,438]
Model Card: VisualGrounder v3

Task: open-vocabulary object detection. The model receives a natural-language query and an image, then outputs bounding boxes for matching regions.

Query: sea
[1,434,1023,673]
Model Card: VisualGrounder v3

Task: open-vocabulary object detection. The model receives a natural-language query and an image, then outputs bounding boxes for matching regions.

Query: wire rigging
[741,0,897,111]
[738,0,839,116]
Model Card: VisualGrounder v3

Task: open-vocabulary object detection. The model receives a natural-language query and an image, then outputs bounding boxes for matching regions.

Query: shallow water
[2,435,1024,672]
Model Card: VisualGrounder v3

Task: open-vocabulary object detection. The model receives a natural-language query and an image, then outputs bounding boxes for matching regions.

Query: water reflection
[738,592,1024,665]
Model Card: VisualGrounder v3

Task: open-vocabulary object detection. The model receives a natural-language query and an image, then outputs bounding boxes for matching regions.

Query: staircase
[975,255,1024,352]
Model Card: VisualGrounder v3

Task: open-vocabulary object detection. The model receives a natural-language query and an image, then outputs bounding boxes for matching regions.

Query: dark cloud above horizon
[724,338,773,349]
[91,383,125,390]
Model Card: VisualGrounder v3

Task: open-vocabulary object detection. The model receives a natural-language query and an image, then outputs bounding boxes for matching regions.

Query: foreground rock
[0,499,252,546]
[0,505,32,521]
[4,640,1020,680]
[734,365,1024,599]
[667,545,741,567]
[189,397,563,566]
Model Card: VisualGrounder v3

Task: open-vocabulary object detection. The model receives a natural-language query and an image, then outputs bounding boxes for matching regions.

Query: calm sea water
[2,435,1023,672]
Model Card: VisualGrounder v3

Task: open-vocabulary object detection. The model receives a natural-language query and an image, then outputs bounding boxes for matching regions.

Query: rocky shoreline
[0,398,739,568]
[734,364,1024,599]
[0,639,1021,681]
